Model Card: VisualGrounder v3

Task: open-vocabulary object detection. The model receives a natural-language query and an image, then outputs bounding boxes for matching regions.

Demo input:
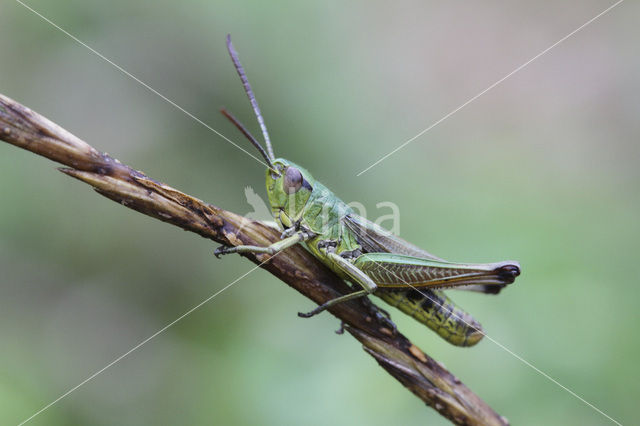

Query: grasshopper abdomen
[378,289,484,347]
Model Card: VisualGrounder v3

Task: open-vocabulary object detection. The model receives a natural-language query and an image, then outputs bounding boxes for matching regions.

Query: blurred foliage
[1,1,638,425]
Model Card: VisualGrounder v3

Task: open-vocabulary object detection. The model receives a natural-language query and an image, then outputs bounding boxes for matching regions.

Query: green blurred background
[1,1,638,425]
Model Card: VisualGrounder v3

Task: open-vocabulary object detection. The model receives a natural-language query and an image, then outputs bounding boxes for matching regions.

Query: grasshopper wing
[343,214,443,259]
[343,214,515,294]
[353,253,520,290]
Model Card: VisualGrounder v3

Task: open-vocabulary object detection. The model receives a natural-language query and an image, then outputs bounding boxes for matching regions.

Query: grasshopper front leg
[214,232,309,257]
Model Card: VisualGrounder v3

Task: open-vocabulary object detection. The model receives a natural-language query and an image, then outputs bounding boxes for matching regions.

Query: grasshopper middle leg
[298,252,377,317]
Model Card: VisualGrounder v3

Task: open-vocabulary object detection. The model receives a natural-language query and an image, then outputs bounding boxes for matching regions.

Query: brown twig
[0,93,508,426]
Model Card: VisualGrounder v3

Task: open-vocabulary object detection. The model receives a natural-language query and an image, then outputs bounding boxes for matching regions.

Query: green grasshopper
[215,36,521,347]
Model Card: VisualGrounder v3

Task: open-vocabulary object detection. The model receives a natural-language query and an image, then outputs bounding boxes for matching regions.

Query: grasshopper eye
[283,167,303,194]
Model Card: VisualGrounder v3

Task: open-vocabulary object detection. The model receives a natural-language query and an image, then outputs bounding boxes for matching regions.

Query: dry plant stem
[0,93,508,426]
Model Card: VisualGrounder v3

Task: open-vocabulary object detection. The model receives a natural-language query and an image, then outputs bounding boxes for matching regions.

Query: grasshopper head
[221,36,314,228]
[266,159,314,228]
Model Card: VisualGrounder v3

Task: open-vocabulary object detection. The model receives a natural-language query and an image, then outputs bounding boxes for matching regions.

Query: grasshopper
[215,36,521,347]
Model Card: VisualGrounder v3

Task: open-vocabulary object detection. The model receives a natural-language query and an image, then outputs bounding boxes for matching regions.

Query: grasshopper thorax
[266,159,314,228]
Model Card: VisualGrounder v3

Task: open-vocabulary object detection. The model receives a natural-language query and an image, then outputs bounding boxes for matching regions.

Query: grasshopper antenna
[220,108,277,172]
[226,34,276,162]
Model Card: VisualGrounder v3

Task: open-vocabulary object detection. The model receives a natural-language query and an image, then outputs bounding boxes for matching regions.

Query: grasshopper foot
[214,245,234,258]
[298,300,332,318]
[335,321,346,335]
[298,309,319,318]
